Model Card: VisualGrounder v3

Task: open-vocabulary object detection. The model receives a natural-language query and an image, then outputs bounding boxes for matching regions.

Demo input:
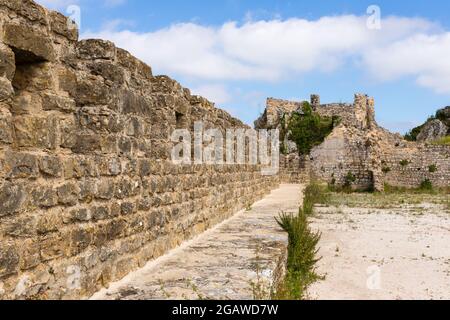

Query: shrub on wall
[419,179,434,191]
[399,159,410,167]
[288,102,337,155]
[382,166,391,174]
[428,164,438,173]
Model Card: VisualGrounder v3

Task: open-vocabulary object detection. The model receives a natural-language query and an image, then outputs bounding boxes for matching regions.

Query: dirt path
[308,205,450,300]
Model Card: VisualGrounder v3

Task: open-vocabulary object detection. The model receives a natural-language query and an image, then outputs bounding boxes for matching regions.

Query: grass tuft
[273,182,325,300]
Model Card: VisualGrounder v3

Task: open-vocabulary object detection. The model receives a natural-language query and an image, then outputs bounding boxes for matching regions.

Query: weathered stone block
[42,93,76,113]
[86,61,125,83]
[116,48,152,79]
[68,226,93,256]
[78,179,96,202]
[0,182,27,217]
[0,243,19,277]
[75,77,111,106]
[77,40,116,60]
[63,208,91,224]
[39,155,62,177]
[0,77,14,102]
[11,92,42,115]
[2,22,55,62]
[0,115,13,144]
[0,44,15,81]
[71,134,102,154]
[5,152,39,179]
[120,202,135,216]
[14,116,58,150]
[1,214,37,238]
[0,0,47,24]
[31,186,58,208]
[106,219,127,240]
[57,183,79,206]
[49,10,79,41]
[92,205,110,221]
[95,179,115,200]
[19,240,41,270]
[118,90,152,116]
[37,211,60,235]
[40,235,63,262]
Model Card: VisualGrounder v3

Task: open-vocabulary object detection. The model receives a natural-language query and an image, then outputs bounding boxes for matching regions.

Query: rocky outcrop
[416,119,448,142]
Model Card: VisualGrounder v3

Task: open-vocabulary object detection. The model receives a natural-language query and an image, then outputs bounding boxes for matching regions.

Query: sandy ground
[308,204,450,300]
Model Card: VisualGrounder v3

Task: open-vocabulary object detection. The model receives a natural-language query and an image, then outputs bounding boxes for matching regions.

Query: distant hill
[405,106,450,143]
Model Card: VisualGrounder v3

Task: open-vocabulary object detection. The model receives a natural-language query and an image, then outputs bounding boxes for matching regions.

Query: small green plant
[428,164,438,173]
[399,159,410,167]
[419,179,433,192]
[273,181,325,300]
[303,182,329,214]
[343,171,356,191]
[382,166,391,174]
[274,210,322,300]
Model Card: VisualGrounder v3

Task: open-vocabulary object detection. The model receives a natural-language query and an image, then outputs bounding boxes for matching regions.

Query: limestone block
[39,155,63,177]
[0,113,13,144]
[75,77,111,105]
[71,134,102,154]
[63,208,91,224]
[0,77,13,102]
[0,0,47,24]
[49,10,78,41]
[92,205,110,221]
[0,242,19,277]
[11,92,42,115]
[2,22,55,62]
[0,43,15,81]
[31,186,58,208]
[86,60,125,83]
[14,116,58,149]
[42,93,76,113]
[57,182,79,206]
[116,48,152,79]
[5,151,39,179]
[18,240,41,270]
[77,179,96,203]
[0,182,27,217]
[77,40,116,60]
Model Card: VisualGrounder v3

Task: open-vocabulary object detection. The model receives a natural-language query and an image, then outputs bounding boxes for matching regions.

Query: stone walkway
[91,184,302,300]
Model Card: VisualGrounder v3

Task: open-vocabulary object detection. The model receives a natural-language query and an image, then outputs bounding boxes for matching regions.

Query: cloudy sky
[37,0,450,133]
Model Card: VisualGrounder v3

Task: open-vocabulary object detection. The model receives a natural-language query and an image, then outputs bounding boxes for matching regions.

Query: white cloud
[35,0,79,10]
[81,15,450,94]
[191,84,231,105]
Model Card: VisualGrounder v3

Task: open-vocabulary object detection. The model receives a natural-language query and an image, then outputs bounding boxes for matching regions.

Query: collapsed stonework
[0,0,278,299]
[256,95,450,191]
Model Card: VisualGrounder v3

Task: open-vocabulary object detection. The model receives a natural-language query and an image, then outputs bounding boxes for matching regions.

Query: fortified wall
[0,0,278,299]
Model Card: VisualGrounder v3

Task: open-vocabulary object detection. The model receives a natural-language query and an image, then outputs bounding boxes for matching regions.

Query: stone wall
[0,0,278,299]
[381,144,450,188]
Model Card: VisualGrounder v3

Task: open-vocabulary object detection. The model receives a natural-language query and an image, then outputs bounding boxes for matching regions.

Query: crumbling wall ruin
[259,93,450,191]
[0,0,278,299]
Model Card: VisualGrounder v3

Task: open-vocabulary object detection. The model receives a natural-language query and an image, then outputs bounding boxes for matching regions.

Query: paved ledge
[91,184,302,300]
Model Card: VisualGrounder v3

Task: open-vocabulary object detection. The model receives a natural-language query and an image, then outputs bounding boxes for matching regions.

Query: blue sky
[38,0,450,133]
